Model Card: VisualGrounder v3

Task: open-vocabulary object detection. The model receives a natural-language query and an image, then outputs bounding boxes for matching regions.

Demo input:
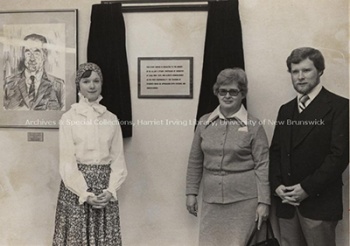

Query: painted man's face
[23,40,46,73]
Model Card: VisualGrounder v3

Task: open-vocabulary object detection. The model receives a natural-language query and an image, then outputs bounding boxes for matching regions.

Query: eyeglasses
[218,89,241,97]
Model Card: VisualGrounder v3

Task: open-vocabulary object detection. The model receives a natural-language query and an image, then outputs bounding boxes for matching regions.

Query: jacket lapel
[282,99,295,153]
[292,88,331,149]
[17,77,31,108]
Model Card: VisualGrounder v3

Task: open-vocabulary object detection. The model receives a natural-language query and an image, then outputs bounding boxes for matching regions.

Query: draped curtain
[88,3,133,138]
[196,0,245,122]
[87,1,244,135]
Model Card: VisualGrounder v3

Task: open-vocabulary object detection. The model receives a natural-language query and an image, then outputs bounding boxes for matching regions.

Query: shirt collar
[72,92,106,116]
[206,104,248,126]
[297,83,322,102]
[78,92,103,105]
[25,69,43,82]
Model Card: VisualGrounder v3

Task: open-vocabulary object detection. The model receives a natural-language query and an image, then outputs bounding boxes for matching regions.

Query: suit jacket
[4,71,64,110]
[269,87,349,221]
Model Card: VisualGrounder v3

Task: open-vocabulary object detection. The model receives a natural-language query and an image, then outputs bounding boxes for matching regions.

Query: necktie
[299,94,309,112]
[28,76,35,108]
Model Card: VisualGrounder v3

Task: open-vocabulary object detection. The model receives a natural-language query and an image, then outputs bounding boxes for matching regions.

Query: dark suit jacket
[4,72,64,110]
[269,87,349,221]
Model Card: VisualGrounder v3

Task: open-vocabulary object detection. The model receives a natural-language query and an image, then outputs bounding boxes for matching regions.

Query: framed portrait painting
[0,9,78,128]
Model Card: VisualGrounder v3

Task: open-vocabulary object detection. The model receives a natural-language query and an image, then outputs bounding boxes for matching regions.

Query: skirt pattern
[53,164,122,246]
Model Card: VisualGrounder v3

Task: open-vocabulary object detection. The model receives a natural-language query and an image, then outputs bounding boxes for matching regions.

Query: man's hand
[275,184,300,206]
[283,184,309,204]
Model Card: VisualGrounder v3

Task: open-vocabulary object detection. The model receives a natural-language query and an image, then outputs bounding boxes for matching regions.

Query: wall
[0,0,348,245]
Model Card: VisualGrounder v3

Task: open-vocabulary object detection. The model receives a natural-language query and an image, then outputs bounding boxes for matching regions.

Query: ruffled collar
[71,92,106,116]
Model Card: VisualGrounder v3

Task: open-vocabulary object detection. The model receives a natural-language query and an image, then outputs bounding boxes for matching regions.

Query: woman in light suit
[186,68,270,246]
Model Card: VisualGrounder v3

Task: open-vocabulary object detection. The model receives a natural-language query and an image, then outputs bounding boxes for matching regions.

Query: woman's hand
[87,191,112,209]
[96,191,113,203]
[186,195,198,217]
[255,203,269,230]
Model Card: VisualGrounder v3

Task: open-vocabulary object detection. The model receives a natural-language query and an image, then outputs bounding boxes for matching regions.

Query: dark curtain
[88,3,132,138]
[195,0,245,122]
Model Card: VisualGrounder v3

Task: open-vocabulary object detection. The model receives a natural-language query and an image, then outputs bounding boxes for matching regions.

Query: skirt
[53,164,122,246]
[199,198,258,246]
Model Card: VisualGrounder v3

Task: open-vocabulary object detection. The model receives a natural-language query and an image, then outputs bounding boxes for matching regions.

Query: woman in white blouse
[53,63,127,245]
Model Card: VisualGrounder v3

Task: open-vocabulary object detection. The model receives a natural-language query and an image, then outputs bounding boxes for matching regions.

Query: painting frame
[0,9,78,129]
[138,57,193,99]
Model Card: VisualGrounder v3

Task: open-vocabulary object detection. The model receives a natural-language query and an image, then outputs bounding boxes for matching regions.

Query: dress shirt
[59,93,127,204]
[186,105,270,204]
[297,83,322,113]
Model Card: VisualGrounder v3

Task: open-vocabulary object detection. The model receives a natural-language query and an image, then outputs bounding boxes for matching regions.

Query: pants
[279,208,338,246]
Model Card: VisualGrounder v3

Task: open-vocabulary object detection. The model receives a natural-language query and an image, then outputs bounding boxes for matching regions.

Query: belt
[204,168,253,176]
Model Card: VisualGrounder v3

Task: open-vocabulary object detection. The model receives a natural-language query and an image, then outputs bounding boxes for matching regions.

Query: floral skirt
[53,164,122,246]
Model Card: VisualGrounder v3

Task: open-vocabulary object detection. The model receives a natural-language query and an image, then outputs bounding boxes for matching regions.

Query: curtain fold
[196,0,245,122]
[88,3,133,138]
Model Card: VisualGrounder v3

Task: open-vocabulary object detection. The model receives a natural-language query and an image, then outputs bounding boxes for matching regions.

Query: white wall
[0,0,348,245]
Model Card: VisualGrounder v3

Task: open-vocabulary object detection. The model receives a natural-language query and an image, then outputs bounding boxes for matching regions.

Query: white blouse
[59,94,127,204]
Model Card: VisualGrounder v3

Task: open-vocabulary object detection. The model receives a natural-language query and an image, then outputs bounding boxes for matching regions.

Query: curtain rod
[101,0,227,12]
[102,0,227,3]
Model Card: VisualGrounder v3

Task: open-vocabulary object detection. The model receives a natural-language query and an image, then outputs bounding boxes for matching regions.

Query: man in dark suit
[3,33,64,110]
[269,47,349,246]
